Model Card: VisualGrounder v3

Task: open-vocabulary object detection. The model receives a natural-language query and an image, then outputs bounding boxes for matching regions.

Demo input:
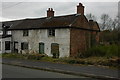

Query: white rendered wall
[11,29,70,57]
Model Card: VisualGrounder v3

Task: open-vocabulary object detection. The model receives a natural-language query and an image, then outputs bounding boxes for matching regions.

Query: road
[2,64,86,78]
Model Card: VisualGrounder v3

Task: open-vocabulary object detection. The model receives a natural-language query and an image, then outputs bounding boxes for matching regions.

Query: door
[39,42,44,54]
[51,43,59,58]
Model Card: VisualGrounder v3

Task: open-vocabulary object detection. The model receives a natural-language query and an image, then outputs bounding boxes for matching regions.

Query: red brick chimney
[77,3,84,15]
[47,8,54,17]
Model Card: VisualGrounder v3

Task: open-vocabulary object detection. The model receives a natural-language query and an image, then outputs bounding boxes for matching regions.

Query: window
[7,31,11,35]
[5,41,10,50]
[0,31,3,35]
[21,42,28,50]
[23,30,29,36]
[14,42,18,50]
[48,29,55,36]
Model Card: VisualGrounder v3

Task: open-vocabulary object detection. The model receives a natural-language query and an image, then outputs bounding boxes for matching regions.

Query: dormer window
[23,30,29,36]
[48,29,55,37]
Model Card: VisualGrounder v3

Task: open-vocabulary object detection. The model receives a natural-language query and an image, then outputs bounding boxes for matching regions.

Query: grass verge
[2,53,120,69]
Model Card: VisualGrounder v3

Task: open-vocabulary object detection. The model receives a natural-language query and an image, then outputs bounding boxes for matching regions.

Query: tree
[86,13,96,21]
[113,15,120,31]
[100,14,114,30]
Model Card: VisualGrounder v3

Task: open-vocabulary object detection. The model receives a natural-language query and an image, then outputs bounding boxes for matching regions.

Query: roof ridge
[20,14,77,20]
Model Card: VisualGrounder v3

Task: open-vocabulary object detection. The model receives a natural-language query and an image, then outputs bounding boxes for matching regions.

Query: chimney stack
[89,20,94,29]
[47,8,54,17]
[77,3,84,15]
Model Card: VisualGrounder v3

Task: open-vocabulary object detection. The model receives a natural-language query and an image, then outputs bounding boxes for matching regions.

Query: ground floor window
[5,41,10,50]
[21,42,28,50]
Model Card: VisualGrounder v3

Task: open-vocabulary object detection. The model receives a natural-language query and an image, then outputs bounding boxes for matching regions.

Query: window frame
[5,41,11,50]
[21,42,29,50]
[48,29,55,37]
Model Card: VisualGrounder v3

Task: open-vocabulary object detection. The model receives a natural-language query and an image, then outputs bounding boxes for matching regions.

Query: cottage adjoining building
[0,23,12,53]
[2,3,100,57]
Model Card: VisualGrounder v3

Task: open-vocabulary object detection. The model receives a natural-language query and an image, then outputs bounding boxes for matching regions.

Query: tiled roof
[2,14,100,31]
[3,19,24,29]
[8,14,79,30]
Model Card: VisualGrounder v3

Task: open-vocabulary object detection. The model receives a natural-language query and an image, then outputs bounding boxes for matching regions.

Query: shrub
[83,44,119,58]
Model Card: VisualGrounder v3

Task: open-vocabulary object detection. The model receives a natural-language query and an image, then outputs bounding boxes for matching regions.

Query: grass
[2,53,120,69]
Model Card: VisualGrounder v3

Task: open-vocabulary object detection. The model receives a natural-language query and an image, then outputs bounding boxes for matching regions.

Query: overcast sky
[0,0,119,22]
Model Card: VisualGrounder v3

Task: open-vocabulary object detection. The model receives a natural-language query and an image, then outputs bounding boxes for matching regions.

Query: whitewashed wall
[11,29,70,57]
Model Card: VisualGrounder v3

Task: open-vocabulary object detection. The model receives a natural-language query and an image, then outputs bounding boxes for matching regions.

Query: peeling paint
[11,29,70,57]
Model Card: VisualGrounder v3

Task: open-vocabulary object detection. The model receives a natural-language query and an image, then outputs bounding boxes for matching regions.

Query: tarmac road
[2,58,119,80]
[2,64,85,78]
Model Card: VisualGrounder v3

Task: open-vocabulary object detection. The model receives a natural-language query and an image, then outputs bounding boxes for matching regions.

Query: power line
[2,2,23,9]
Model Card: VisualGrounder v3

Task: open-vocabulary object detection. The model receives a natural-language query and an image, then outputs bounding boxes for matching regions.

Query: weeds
[82,44,119,58]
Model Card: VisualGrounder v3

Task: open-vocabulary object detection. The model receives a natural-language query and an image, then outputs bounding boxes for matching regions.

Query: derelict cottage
[1,3,100,58]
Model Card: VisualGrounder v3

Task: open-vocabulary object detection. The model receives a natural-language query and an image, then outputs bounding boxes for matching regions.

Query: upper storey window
[48,29,55,37]
[23,30,29,36]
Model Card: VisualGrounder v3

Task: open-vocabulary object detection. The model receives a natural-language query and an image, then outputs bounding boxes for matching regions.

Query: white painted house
[2,3,100,58]
[11,28,70,57]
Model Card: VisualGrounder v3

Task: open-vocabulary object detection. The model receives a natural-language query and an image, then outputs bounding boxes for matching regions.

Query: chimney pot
[77,3,84,15]
[79,3,82,6]
[48,8,50,11]
[47,8,54,17]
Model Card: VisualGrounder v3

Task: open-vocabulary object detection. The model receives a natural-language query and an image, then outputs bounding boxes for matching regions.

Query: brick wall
[70,15,92,57]
[70,29,88,57]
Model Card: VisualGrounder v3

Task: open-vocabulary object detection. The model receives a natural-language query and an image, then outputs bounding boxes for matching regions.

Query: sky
[0,0,119,22]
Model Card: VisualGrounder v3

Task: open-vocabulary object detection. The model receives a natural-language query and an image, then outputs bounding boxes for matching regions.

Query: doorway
[39,42,44,54]
[51,43,59,58]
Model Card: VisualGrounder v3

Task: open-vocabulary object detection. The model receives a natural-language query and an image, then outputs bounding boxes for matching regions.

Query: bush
[82,44,119,58]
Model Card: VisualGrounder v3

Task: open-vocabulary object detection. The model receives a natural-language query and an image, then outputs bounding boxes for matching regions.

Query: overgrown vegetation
[81,44,119,58]
[2,53,47,60]
[2,53,120,68]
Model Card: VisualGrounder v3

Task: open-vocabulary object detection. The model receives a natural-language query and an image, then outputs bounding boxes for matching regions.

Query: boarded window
[21,42,28,50]
[5,41,10,50]
[48,29,55,36]
[23,30,29,36]
[51,43,59,58]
